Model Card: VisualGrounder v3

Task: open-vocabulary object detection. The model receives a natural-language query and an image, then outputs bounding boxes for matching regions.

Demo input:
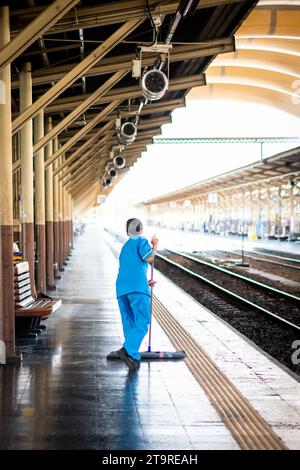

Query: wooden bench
[14,261,61,339]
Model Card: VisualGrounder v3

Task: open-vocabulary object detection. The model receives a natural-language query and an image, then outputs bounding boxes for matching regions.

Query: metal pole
[241,232,245,264]
[147,260,154,353]
[260,142,263,162]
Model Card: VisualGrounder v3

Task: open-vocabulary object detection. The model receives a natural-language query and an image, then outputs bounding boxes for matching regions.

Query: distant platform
[140,226,300,257]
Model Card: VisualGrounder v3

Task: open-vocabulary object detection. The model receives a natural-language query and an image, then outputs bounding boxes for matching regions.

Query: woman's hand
[148,279,157,287]
[151,235,159,249]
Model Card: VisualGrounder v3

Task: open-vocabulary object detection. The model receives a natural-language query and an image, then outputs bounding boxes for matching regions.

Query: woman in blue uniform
[116,218,158,371]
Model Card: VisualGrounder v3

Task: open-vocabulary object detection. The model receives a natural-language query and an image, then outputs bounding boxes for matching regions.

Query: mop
[107,246,186,360]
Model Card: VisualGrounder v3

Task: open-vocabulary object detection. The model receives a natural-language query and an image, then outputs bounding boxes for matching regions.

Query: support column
[62,170,68,266]
[64,188,70,262]
[68,193,72,255]
[289,181,295,241]
[62,178,66,264]
[0,6,19,360]
[53,137,60,279]
[69,194,74,250]
[64,189,68,261]
[45,117,55,290]
[58,155,65,271]
[34,110,46,294]
[20,62,35,293]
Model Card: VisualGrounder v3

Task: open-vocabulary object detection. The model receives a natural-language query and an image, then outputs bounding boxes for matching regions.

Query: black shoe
[118,347,140,371]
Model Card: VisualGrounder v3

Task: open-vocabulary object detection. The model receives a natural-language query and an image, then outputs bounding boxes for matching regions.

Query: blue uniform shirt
[116,235,153,298]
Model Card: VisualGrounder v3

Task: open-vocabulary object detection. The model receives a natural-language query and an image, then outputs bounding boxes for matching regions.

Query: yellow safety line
[153,296,288,450]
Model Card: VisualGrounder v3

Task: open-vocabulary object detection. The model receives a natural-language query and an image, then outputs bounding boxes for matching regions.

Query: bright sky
[100,98,300,226]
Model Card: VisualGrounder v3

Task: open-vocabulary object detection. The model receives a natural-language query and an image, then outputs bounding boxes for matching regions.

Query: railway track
[210,248,300,271]
[104,228,300,375]
[249,248,300,264]
[158,249,300,333]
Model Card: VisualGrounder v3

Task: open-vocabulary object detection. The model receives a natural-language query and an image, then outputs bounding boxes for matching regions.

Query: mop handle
[147,235,155,352]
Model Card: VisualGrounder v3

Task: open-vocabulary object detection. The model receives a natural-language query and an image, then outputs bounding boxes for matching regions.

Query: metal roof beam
[50,98,185,127]
[70,165,104,196]
[57,115,172,143]
[10,1,247,36]
[61,146,108,185]
[0,0,80,71]
[45,74,206,114]
[11,38,234,88]
[65,152,108,190]
[22,43,80,58]
[53,122,114,176]
[12,18,143,135]
[44,100,120,169]
[33,70,127,155]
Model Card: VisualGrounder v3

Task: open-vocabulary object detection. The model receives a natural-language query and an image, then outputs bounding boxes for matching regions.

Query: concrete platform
[104,227,300,450]
[153,266,300,450]
[0,225,238,451]
[1,225,298,450]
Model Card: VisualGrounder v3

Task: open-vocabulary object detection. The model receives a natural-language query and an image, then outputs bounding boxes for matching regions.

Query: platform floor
[0,226,239,450]
[104,227,300,450]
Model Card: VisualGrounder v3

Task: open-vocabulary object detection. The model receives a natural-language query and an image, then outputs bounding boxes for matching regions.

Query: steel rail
[168,249,300,302]
[247,249,300,264]
[156,252,300,333]
[104,229,300,331]
[226,250,300,271]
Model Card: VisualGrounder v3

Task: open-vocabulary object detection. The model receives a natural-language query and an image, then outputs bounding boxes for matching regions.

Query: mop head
[107,350,186,360]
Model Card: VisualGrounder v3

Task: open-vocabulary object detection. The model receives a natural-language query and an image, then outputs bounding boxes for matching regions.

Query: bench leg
[47,284,56,290]
[16,332,38,339]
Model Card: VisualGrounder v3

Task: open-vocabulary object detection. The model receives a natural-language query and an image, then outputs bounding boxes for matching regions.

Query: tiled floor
[103,227,300,450]
[0,226,238,450]
[151,256,300,450]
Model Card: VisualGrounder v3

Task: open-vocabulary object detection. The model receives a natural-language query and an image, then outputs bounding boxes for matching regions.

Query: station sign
[208,192,218,204]
[97,195,106,204]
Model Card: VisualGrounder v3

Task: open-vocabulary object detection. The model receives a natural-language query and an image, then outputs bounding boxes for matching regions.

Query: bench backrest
[14,262,35,308]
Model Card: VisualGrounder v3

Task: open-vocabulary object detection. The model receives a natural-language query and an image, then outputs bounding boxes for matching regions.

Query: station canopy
[189,0,300,118]
[140,145,300,206]
[6,0,258,201]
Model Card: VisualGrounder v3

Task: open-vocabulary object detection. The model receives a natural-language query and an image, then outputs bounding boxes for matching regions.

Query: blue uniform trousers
[117,292,151,360]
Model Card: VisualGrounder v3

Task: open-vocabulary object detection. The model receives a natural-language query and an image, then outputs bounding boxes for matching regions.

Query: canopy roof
[141,145,300,205]
[5,0,257,205]
[189,0,300,118]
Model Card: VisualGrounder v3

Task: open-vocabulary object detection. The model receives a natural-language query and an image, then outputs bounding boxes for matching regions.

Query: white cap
[127,218,143,236]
